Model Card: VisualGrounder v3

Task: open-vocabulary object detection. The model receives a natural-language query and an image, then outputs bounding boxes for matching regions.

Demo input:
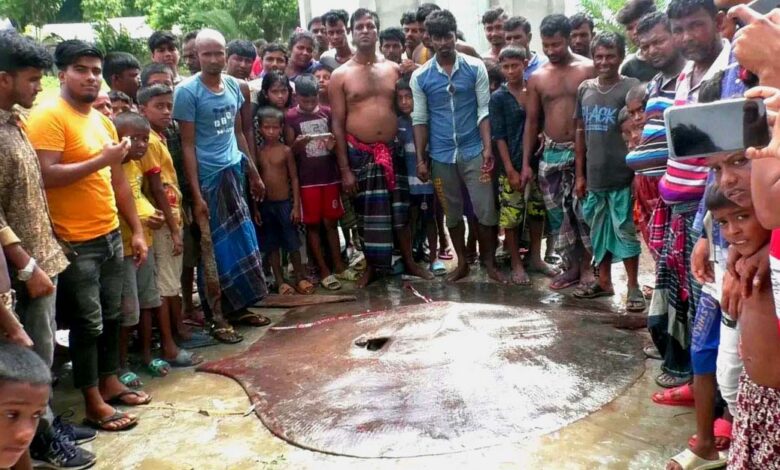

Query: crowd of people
[1,0,780,468]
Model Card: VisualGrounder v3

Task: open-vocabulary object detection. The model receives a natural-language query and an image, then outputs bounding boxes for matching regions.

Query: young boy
[137,85,195,346]
[396,77,443,276]
[0,341,54,470]
[108,90,132,115]
[492,46,556,285]
[574,32,643,310]
[705,187,779,469]
[114,113,201,379]
[257,106,313,295]
[312,64,332,107]
[141,63,175,88]
[284,75,354,289]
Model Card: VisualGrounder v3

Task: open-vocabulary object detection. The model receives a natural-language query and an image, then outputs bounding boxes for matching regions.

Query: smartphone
[747,0,780,15]
[307,133,332,140]
[665,98,770,160]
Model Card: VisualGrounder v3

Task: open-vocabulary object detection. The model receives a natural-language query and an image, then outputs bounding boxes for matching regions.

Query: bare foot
[405,262,435,280]
[356,266,376,289]
[511,267,530,285]
[549,268,580,290]
[447,262,470,282]
[486,266,508,284]
[528,258,560,277]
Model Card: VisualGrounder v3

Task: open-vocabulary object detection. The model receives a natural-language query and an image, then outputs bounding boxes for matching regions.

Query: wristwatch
[17,257,37,282]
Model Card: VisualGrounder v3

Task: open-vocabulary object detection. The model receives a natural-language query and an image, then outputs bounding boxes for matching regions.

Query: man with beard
[569,13,595,58]
[521,14,595,292]
[182,30,200,75]
[27,39,149,432]
[380,27,406,64]
[412,10,503,284]
[412,3,480,64]
[481,7,507,62]
[330,8,434,288]
[173,29,269,343]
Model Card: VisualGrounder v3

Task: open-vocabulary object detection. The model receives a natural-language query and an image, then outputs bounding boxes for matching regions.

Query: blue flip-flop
[178,330,219,350]
[431,260,447,276]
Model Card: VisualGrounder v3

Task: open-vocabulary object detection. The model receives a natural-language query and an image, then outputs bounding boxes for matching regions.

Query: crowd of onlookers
[2,0,780,468]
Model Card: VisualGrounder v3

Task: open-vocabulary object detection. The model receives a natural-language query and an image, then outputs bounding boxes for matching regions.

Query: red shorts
[301,183,344,225]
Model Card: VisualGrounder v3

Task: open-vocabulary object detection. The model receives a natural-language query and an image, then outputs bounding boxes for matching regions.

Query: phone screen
[665,99,770,160]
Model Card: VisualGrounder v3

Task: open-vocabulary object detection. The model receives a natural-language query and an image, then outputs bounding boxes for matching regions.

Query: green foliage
[93,21,150,62]
[0,0,63,29]
[578,0,667,48]
[81,0,124,21]
[137,0,299,42]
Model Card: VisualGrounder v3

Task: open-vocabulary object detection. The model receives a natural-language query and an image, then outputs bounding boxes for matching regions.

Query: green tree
[137,0,299,42]
[81,0,124,21]
[578,0,666,39]
[0,0,63,29]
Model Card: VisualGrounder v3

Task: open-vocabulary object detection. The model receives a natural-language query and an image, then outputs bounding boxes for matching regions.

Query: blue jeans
[58,230,124,389]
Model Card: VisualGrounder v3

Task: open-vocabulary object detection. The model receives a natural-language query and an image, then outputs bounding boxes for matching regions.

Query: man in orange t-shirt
[27,40,149,432]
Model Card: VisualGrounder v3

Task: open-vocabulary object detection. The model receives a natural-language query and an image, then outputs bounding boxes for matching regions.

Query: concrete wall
[299,0,577,54]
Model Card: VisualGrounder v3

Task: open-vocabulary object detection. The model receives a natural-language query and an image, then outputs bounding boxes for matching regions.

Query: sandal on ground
[178,330,219,349]
[549,276,579,290]
[655,372,693,389]
[626,287,647,312]
[106,389,152,407]
[295,279,315,295]
[431,260,447,276]
[119,370,143,388]
[211,326,243,344]
[82,409,138,432]
[278,283,295,295]
[335,268,360,282]
[320,274,342,291]
[644,345,662,360]
[573,283,615,299]
[652,383,695,406]
[232,312,271,327]
[438,248,454,260]
[166,348,204,368]
[668,448,728,470]
[146,358,170,377]
[689,418,733,451]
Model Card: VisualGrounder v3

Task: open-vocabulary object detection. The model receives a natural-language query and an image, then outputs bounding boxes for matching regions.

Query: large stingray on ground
[198,283,644,458]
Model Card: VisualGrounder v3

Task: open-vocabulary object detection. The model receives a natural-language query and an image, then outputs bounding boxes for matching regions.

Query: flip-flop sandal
[668,448,728,470]
[335,268,360,282]
[232,312,271,327]
[166,348,204,368]
[655,372,692,389]
[430,260,447,276]
[438,248,454,260]
[573,283,615,299]
[295,279,316,295]
[320,274,342,290]
[119,370,143,388]
[106,389,152,407]
[652,383,695,407]
[549,277,580,291]
[178,330,219,349]
[146,359,170,378]
[278,283,295,295]
[626,287,648,312]
[211,326,243,344]
[83,409,138,432]
[644,345,662,360]
[689,418,733,451]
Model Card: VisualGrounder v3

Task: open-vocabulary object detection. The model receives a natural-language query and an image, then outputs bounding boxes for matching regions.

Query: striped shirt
[659,39,731,205]
[625,73,677,177]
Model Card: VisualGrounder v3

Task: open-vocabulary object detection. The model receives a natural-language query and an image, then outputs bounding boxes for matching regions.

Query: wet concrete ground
[51,250,696,469]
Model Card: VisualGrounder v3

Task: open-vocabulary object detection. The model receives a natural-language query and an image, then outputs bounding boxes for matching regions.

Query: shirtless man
[330,8,433,287]
[522,14,595,291]
[412,3,481,64]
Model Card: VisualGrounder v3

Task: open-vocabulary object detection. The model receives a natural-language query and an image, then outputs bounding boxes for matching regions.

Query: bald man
[172,29,269,343]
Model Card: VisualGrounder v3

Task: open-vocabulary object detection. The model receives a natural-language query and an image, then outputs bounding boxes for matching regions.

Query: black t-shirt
[620,54,659,83]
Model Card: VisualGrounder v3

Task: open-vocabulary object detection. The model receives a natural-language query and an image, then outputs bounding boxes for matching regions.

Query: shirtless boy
[522,14,595,291]
[329,8,433,287]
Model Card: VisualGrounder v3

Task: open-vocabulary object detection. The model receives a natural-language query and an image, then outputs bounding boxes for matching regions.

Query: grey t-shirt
[320,49,350,70]
[575,76,640,191]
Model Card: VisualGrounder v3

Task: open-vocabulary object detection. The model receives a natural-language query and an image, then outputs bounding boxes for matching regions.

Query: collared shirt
[490,84,526,174]
[659,39,731,205]
[525,52,547,81]
[0,108,68,278]
[410,52,490,164]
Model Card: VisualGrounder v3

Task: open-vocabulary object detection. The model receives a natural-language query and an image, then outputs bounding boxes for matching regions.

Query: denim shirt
[410,53,490,164]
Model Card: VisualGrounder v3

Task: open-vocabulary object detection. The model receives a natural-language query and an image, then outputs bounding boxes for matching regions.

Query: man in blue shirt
[173,29,268,344]
[411,9,503,283]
